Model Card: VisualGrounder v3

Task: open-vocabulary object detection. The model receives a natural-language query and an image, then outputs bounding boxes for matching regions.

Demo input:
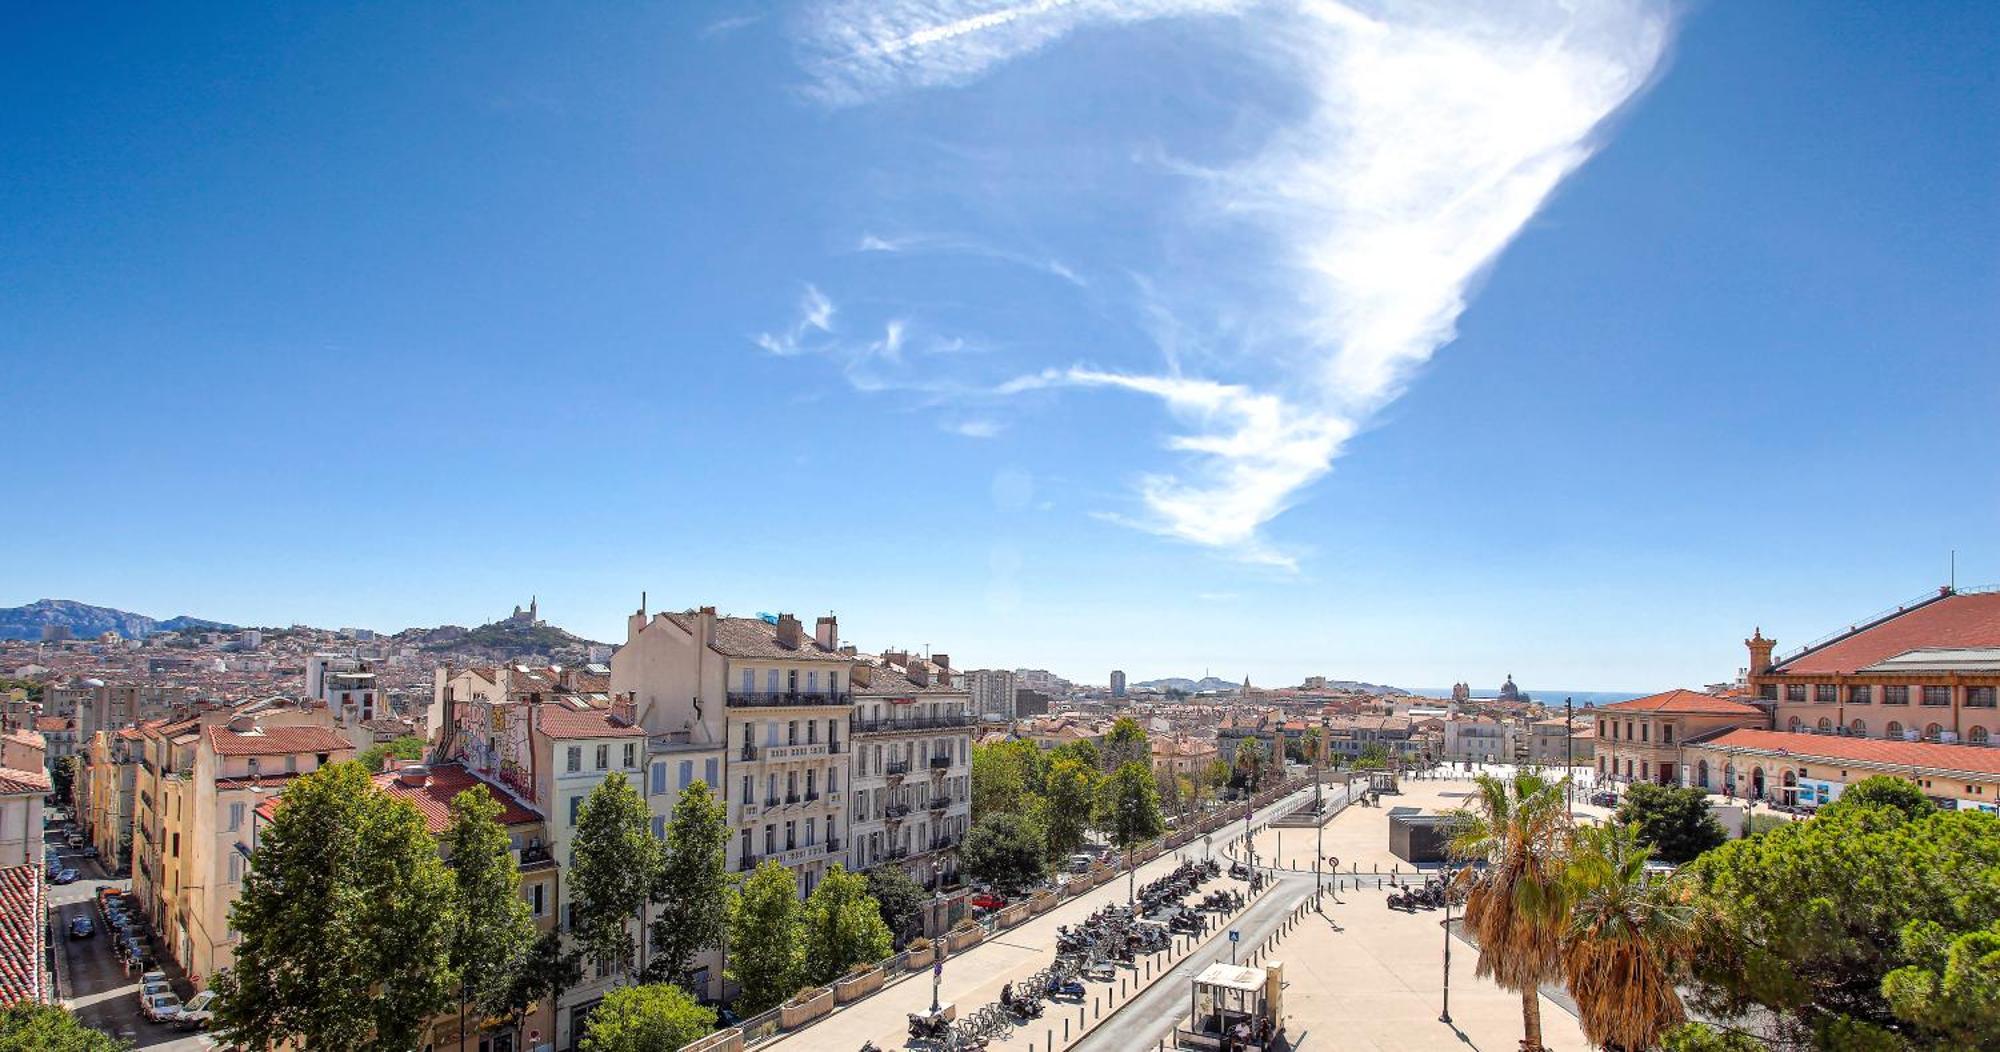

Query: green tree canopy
[1353,743,1388,771]
[1038,757,1099,861]
[1095,760,1166,855]
[801,864,894,986]
[648,778,730,988]
[579,983,717,1052]
[569,773,660,976]
[442,786,536,1040]
[50,756,76,807]
[971,739,1046,820]
[960,812,1048,895]
[1049,738,1100,772]
[490,930,581,1039]
[0,1002,128,1052]
[1825,775,1935,821]
[213,761,457,1052]
[729,861,805,1014]
[865,863,928,945]
[1685,791,2000,1048]
[1233,738,1269,788]
[1102,717,1150,772]
[355,734,427,774]
[1613,782,1728,864]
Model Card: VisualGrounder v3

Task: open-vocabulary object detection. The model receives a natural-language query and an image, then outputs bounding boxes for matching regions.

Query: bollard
[1065,1019,1070,1040]
[1048,1029,1053,1050]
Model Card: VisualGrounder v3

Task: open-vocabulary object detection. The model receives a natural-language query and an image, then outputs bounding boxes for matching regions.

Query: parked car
[969,891,1005,911]
[140,990,182,1024]
[1067,854,1093,873]
[52,868,78,885]
[67,917,94,939]
[176,991,216,1030]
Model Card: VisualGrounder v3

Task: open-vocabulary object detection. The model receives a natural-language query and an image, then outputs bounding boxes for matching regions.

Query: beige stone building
[847,653,973,894]
[1591,690,1766,787]
[0,767,49,869]
[82,728,141,872]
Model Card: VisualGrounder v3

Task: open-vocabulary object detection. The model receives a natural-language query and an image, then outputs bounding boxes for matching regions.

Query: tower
[1745,628,1775,676]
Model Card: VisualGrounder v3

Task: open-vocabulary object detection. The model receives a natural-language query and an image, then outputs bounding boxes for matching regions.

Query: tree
[1102,717,1150,772]
[1353,743,1388,771]
[1613,783,1727,864]
[1201,758,1232,795]
[569,773,659,977]
[1880,918,2000,1048]
[800,864,894,986]
[1559,821,1695,1051]
[960,812,1048,895]
[442,786,536,1052]
[866,864,928,945]
[214,762,457,1052]
[1038,757,1098,861]
[0,1001,128,1051]
[729,861,805,1014]
[648,778,729,988]
[1825,775,1935,820]
[1096,761,1167,906]
[490,930,581,1043]
[1233,738,1268,790]
[49,756,76,807]
[971,739,1044,820]
[1450,770,1573,1052]
[579,983,717,1052]
[356,734,427,774]
[1049,738,1100,772]
[1684,797,2000,1048]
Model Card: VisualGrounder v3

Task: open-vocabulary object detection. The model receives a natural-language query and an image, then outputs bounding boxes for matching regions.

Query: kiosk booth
[1176,961,1287,1051]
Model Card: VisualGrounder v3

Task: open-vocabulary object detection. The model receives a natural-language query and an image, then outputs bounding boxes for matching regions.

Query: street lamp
[930,858,946,1014]
[1439,862,1457,1026]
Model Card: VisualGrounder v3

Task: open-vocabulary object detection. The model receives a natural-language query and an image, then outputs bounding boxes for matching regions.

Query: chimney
[908,664,931,688]
[884,650,909,670]
[932,654,950,674]
[610,693,637,728]
[697,606,718,647]
[815,615,838,651]
[851,663,873,688]
[776,613,803,649]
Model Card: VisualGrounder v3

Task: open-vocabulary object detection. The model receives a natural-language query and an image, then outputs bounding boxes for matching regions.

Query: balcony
[885,803,911,820]
[850,713,974,735]
[885,759,911,777]
[825,837,842,853]
[928,797,951,812]
[764,797,781,809]
[785,794,801,806]
[764,742,830,762]
[727,691,852,710]
[803,791,820,804]
[930,834,960,852]
[738,854,761,872]
[929,755,953,770]
[885,845,910,860]
[519,844,554,869]
[740,744,761,761]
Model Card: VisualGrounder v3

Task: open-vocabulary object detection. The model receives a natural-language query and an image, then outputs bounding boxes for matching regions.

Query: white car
[140,990,182,1023]
[177,990,216,1030]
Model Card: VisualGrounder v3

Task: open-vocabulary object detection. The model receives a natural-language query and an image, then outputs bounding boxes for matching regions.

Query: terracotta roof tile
[0,864,45,1005]
[1703,729,2000,778]
[32,717,66,733]
[0,767,50,796]
[1773,591,2000,675]
[661,614,852,663]
[373,763,542,834]
[206,724,356,757]
[1598,690,1765,717]
[535,706,645,740]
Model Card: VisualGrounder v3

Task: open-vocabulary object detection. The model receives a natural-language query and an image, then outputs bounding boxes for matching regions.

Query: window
[766,670,779,694]
[1815,684,1837,704]
[785,821,796,851]
[1849,719,1867,736]
[764,825,776,854]
[653,816,667,839]
[285,754,298,773]
[570,796,584,825]
[741,669,755,694]
[1849,686,1873,704]
[807,670,819,694]
[1884,686,1910,706]
[567,747,583,772]
[1662,724,1674,745]
[1817,717,1832,732]
[595,744,610,769]
[788,721,798,746]
[530,883,545,916]
[1968,687,1996,708]
[247,757,260,778]
[1970,726,1991,744]
[651,763,667,796]
[1597,719,1606,737]
[1925,723,1945,740]
[1640,723,1649,743]
[1759,683,1778,701]
[227,802,244,831]
[171,832,180,858]
[741,775,752,803]
[678,760,693,789]
[1886,721,1905,739]
[228,853,243,883]
[1923,686,1951,707]
[705,758,719,787]
[623,743,637,768]
[1785,685,1807,703]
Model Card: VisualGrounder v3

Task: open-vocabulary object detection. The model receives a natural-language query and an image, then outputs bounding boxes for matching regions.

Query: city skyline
[5,3,1996,691]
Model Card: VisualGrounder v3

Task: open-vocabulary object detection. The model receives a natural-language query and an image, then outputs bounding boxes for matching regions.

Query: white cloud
[795,0,1674,565]
[753,284,836,356]
[948,418,1006,438]
[854,231,1087,288]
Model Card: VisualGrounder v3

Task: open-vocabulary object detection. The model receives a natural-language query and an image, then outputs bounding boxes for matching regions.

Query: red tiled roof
[373,763,542,835]
[0,864,46,1005]
[1703,729,2000,778]
[535,706,645,740]
[0,767,50,796]
[1773,591,2000,675]
[206,724,356,756]
[32,717,66,733]
[1598,690,1765,717]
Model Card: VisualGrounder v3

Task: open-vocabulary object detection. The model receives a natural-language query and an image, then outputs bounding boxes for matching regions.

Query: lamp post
[930,858,945,1014]
[1564,696,1575,819]
[1439,862,1455,1026]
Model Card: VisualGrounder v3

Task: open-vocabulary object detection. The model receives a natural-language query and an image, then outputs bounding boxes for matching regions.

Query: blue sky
[4,2,1995,691]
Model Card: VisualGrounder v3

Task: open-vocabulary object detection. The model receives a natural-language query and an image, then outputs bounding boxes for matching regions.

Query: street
[44,820,213,1051]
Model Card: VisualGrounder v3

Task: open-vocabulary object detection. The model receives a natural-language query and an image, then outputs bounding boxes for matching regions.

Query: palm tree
[1449,771,1573,1052]
[1559,821,1694,1052]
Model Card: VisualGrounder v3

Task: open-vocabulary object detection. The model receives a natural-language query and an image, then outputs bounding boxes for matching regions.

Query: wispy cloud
[856,231,1086,288]
[703,12,767,39]
[791,0,1674,565]
[753,284,836,356]
[947,418,1006,438]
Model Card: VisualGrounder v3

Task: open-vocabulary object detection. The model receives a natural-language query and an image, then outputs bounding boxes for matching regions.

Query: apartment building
[1441,716,1508,764]
[0,767,49,868]
[1747,587,2000,745]
[969,669,1018,721]
[82,729,141,872]
[128,705,355,986]
[847,654,973,892]
[0,728,42,775]
[611,606,854,903]
[1526,717,1593,767]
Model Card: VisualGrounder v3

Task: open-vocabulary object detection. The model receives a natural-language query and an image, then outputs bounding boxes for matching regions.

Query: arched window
[1786,716,1802,732]
[1970,726,1991,744]
[1849,719,1867,736]
[1925,723,1945,740]
[1696,759,1710,789]
[1886,721,1904,740]
[1816,717,1833,732]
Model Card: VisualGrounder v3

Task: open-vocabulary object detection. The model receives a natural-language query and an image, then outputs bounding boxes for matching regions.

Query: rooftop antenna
[1950,550,1956,591]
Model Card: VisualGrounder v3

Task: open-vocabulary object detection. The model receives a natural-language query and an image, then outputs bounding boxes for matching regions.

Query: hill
[408,618,605,663]
[0,599,237,641]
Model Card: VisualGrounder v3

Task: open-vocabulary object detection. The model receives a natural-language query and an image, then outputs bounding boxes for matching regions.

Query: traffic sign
[1228,929,1239,943]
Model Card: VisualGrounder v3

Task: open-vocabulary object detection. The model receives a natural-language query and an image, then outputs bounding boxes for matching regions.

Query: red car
[969,892,1005,911]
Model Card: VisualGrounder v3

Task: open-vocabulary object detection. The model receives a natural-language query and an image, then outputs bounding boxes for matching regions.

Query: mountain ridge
[0,599,236,641]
